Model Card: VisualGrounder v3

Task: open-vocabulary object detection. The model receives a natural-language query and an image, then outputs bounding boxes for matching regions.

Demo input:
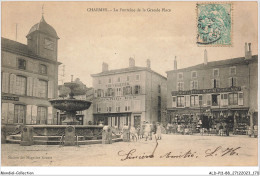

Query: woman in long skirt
[156,123,162,140]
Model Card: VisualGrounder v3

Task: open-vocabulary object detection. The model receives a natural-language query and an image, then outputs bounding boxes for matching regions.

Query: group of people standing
[130,121,162,141]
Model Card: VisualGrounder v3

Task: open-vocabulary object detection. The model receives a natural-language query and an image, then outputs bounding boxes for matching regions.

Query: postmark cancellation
[197,3,232,46]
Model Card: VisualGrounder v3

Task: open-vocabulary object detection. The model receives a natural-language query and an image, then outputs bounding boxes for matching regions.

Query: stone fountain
[49,76,91,125]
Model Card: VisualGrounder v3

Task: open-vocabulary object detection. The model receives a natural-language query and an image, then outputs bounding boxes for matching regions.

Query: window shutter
[238,92,244,106]
[47,107,53,125]
[1,103,8,124]
[26,77,33,96]
[217,95,220,106]
[172,96,177,107]
[217,78,220,88]
[9,74,16,94]
[48,80,54,98]
[33,78,39,97]
[2,72,9,93]
[220,94,223,106]
[224,94,228,106]
[123,87,126,95]
[108,117,111,126]
[26,105,32,124]
[233,77,237,87]
[228,77,232,87]
[207,94,212,106]
[202,94,207,106]
[7,103,14,124]
[190,81,193,90]
[31,105,38,124]
[211,79,214,88]
[94,90,97,97]
[185,95,190,107]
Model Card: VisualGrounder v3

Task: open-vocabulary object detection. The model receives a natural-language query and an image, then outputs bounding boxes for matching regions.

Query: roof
[91,66,167,79]
[166,55,258,73]
[26,16,59,39]
[1,37,62,65]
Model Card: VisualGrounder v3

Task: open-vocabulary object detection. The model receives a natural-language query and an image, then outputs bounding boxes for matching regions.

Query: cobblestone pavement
[1,134,258,166]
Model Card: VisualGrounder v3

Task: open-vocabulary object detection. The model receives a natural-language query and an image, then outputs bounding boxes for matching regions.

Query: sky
[1,1,258,87]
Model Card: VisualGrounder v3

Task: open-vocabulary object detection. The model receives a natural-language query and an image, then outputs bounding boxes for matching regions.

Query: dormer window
[39,64,47,75]
[18,58,26,70]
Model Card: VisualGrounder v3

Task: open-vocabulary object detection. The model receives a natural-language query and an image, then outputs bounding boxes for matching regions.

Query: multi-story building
[1,15,60,125]
[166,43,258,131]
[91,58,167,128]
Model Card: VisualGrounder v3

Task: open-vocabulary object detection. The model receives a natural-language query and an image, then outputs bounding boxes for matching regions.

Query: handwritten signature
[205,146,241,157]
[117,138,241,161]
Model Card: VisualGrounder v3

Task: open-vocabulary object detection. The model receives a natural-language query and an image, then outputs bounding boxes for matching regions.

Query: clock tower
[26,15,59,61]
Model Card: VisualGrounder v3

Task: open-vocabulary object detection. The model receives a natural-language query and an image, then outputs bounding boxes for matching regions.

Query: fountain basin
[49,99,91,112]
[5,125,123,145]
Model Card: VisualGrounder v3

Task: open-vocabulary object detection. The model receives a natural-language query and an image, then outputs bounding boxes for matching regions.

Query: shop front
[93,112,132,129]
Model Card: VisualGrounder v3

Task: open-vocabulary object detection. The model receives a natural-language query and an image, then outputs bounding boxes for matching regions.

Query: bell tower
[26,8,59,61]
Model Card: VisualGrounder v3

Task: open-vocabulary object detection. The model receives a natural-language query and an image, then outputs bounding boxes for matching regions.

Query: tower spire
[42,4,44,18]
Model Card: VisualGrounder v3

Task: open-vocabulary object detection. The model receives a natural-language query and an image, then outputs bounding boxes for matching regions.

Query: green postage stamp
[197,3,232,46]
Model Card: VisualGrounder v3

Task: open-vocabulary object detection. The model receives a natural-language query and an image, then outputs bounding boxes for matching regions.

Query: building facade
[1,16,60,125]
[91,58,167,128]
[166,43,258,133]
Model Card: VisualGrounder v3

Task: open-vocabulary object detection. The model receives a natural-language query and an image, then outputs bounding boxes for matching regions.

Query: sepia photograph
[1,1,259,175]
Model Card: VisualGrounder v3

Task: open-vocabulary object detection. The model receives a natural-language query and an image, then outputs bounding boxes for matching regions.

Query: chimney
[245,42,252,59]
[146,59,151,69]
[102,62,108,72]
[204,49,208,65]
[129,57,135,67]
[174,56,177,70]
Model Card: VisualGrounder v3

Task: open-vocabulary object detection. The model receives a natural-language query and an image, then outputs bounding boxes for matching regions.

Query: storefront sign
[98,96,137,101]
[106,82,130,88]
[171,86,241,96]
[2,96,19,101]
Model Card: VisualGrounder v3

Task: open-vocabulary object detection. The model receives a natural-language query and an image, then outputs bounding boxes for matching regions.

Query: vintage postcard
[1,1,259,175]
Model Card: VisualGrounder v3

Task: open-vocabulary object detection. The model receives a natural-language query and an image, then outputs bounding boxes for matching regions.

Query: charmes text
[87,8,109,12]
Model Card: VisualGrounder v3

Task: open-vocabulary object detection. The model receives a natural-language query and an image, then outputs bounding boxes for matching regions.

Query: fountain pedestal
[61,111,80,125]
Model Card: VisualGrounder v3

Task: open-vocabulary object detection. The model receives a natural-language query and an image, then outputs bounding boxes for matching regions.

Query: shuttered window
[14,104,25,124]
[39,80,48,98]
[37,106,47,124]
[15,76,26,95]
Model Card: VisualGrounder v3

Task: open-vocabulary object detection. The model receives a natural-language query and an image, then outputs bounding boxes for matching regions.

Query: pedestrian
[166,122,170,134]
[130,126,138,141]
[156,122,162,140]
[144,122,151,141]
[136,125,141,139]
[225,123,229,136]
[219,123,224,136]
